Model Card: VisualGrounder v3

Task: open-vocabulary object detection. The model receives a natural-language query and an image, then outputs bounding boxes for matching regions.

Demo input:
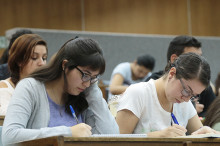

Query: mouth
[78,88,85,92]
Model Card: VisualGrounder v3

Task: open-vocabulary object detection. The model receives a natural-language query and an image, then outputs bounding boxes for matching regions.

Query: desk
[16,136,220,146]
[0,115,4,126]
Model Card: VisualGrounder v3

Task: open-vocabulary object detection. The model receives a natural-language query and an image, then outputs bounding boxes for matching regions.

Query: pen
[69,105,79,124]
[171,112,179,125]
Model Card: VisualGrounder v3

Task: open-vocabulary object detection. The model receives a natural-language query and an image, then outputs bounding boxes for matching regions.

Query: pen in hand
[69,105,79,124]
[171,113,179,125]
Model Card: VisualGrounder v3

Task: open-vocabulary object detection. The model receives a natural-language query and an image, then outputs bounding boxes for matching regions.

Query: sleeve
[111,63,128,79]
[0,89,12,115]
[117,83,144,118]
[2,79,72,145]
[84,82,119,134]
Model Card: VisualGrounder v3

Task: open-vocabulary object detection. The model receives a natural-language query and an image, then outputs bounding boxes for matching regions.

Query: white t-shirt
[0,80,14,115]
[117,79,197,134]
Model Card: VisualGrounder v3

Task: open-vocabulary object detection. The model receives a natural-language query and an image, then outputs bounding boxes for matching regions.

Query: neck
[46,77,64,105]
[155,77,173,112]
[6,78,15,88]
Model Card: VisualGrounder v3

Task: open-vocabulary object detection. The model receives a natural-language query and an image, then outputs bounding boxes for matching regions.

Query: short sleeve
[117,83,145,118]
[111,63,130,80]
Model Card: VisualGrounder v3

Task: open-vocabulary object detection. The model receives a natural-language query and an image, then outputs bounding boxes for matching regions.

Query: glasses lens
[82,74,91,82]
[90,77,99,84]
[181,89,190,97]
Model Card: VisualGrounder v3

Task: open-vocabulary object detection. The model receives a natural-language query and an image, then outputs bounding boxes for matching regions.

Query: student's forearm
[109,86,128,95]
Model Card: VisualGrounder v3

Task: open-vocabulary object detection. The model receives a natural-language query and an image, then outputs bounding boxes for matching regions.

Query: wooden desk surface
[17,136,220,146]
[0,115,4,126]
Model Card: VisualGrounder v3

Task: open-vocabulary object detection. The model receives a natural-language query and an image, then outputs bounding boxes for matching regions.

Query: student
[145,35,216,117]
[109,54,155,97]
[2,38,119,145]
[0,29,33,80]
[215,72,220,96]
[116,53,218,137]
[203,96,220,131]
[0,34,48,115]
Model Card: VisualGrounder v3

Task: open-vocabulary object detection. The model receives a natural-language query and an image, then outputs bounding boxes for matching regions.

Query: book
[177,133,220,138]
[91,134,147,138]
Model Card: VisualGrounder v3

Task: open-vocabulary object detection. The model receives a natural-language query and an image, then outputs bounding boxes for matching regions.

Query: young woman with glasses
[116,52,218,137]
[2,38,119,145]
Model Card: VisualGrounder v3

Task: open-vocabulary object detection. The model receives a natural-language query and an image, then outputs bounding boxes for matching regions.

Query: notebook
[177,133,220,138]
[92,134,147,138]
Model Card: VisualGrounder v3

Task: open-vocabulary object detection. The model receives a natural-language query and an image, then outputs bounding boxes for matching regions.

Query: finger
[85,124,92,130]
[172,124,187,133]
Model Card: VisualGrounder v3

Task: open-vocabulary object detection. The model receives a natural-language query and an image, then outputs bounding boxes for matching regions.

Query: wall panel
[0,0,220,36]
[84,0,189,35]
[0,0,82,35]
[191,0,220,36]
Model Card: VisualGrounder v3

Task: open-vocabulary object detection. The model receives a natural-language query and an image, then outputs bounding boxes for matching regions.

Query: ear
[62,60,68,70]
[170,54,178,63]
[168,67,176,79]
[133,60,137,65]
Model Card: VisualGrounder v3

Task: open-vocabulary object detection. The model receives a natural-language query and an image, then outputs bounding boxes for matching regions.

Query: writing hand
[148,124,187,137]
[71,123,92,137]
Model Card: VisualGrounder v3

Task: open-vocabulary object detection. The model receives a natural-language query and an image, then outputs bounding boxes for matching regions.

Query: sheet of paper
[177,133,220,138]
[91,134,147,138]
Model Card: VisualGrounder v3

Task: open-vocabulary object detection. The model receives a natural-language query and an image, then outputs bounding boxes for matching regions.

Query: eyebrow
[32,52,47,56]
[187,85,198,96]
[84,69,100,78]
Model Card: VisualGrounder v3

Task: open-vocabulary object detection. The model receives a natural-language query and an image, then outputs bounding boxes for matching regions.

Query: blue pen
[171,113,179,125]
[69,105,79,124]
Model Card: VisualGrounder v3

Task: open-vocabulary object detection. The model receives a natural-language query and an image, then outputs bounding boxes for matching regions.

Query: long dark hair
[204,96,220,127]
[215,72,220,96]
[164,52,210,87]
[30,37,105,116]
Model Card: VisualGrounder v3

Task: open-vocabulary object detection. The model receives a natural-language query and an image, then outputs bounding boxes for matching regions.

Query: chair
[108,94,122,118]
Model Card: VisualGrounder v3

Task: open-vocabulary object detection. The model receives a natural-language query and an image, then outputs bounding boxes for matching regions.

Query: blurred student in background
[109,54,155,99]
[0,34,48,115]
[203,96,220,131]
[144,35,216,117]
[2,38,119,145]
[215,72,220,96]
[116,53,218,137]
[0,29,33,80]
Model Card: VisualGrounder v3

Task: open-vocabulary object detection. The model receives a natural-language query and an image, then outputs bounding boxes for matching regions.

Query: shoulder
[114,62,130,69]
[16,78,44,90]
[130,80,155,91]
[124,81,154,99]
[0,80,8,88]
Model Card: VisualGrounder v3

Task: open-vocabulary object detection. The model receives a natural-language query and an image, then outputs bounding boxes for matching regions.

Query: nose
[83,80,91,88]
[38,58,46,66]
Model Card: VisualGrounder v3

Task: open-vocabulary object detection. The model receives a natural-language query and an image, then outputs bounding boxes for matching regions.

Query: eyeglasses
[179,78,199,100]
[75,66,99,84]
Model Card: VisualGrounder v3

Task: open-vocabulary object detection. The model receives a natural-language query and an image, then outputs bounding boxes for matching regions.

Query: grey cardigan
[2,78,119,145]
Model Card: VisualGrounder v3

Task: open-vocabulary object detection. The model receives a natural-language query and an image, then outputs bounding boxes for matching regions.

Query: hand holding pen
[69,105,92,137]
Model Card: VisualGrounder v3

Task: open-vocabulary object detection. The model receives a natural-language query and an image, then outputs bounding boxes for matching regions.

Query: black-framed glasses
[179,78,199,100]
[75,66,99,84]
